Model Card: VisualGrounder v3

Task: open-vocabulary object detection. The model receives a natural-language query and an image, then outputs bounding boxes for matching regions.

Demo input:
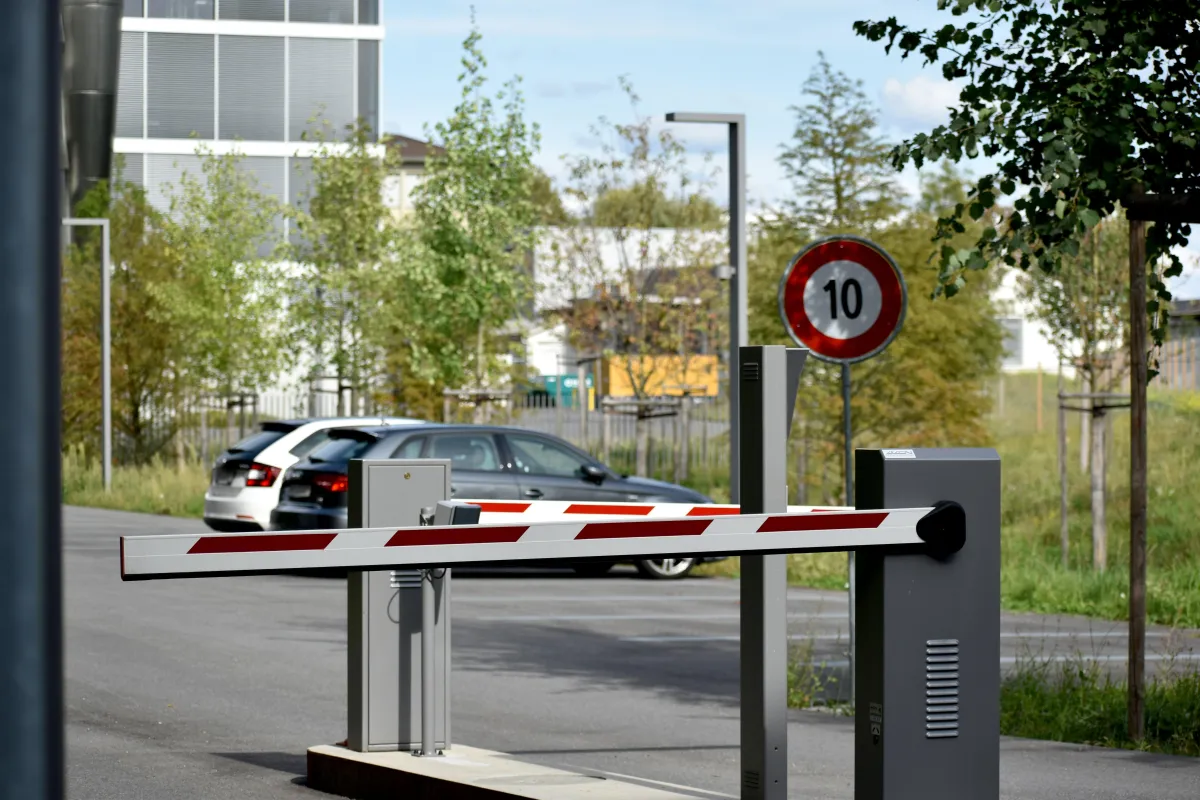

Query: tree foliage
[751,58,1003,503]
[63,167,192,463]
[410,22,542,392]
[1017,212,1131,392]
[289,120,400,414]
[854,1,1200,358]
[545,77,726,399]
[162,146,287,401]
[778,50,903,237]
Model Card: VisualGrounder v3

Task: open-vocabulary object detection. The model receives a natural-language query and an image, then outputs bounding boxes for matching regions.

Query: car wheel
[572,561,616,577]
[635,558,695,580]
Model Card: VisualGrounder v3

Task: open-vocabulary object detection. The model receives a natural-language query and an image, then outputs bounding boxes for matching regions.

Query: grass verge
[785,641,1200,757]
[62,446,210,518]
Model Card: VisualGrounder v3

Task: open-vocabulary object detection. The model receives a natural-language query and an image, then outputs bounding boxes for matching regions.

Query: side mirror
[581,464,607,484]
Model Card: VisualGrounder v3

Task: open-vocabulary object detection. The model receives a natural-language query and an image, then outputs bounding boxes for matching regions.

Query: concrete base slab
[307,743,697,800]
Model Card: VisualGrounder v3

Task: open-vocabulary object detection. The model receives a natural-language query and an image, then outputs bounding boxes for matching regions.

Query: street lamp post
[669,113,793,800]
[63,216,112,492]
[663,112,746,503]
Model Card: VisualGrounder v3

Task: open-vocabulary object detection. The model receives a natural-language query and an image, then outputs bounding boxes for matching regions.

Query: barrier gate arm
[119,503,966,581]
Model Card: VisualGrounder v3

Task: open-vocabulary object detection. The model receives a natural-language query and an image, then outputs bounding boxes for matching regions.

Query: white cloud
[881,74,961,129]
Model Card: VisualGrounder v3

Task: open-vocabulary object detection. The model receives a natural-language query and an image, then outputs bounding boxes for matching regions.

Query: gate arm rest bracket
[915,500,966,560]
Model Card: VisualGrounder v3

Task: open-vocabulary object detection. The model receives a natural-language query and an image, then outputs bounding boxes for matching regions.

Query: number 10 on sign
[777,236,907,707]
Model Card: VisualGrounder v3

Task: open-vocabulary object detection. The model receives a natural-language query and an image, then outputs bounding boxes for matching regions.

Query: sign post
[778,236,907,708]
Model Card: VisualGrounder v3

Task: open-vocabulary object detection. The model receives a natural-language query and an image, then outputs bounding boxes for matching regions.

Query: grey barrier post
[739,345,807,800]
[854,448,1000,799]
[347,459,452,753]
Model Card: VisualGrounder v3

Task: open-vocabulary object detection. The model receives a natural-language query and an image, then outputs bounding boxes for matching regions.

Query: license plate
[288,485,311,499]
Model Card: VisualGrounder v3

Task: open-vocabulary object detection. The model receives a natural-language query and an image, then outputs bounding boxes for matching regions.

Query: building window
[357,40,378,139]
[289,0,353,24]
[116,31,144,138]
[235,156,287,256]
[999,318,1023,368]
[145,153,204,212]
[357,0,378,24]
[147,33,215,139]
[148,0,215,19]
[124,0,145,16]
[218,0,285,21]
[288,37,354,141]
[219,35,285,141]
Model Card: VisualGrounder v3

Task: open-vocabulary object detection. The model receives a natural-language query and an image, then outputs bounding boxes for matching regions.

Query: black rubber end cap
[916,500,966,560]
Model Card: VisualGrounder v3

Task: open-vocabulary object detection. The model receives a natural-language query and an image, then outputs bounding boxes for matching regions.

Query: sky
[381,0,1200,298]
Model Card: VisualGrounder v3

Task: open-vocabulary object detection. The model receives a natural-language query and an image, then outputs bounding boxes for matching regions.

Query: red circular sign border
[777,236,907,363]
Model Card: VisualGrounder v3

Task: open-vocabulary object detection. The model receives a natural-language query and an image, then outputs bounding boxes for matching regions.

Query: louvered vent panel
[287,156,314,245]
[288,38,354,141]
[116,32,144,138]
[218,0,284,20]
[147,33,214,139]
[235,156,287,256]
[115,153,145,187]
[289,0,353,24]
[925,638,960,739]
[145,153,203,213]
[357,40,379,139]
[219,35,285,141]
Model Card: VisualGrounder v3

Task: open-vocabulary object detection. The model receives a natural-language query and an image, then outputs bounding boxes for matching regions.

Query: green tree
[853,2,1197,348]
[410,22,543,399]
[162,146,288,411]
[531,167,572,226]
[778,50,903,237]
[853,0,1200,738]
[548,77,726,405]
[593,180,723,229]
[63,167,191,464]
[290,120,401,415]
[751,56,1002,504]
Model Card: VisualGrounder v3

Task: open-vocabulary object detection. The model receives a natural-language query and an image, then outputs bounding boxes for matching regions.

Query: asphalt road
[66,506,1200,799]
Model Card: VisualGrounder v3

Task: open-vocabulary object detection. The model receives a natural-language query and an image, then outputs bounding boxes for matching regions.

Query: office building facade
[116,0,383,217]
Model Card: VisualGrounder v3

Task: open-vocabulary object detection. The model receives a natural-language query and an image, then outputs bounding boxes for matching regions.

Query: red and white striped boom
[119,504,965,581]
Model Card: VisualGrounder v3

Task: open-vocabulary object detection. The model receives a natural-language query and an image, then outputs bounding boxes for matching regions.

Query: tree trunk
[635,414,649,477]
[677,398,690,483]
[1128,215,1148,742]
[1080,372,1091,472]
[1058,366,1069,567]
[1091,409,1107,572]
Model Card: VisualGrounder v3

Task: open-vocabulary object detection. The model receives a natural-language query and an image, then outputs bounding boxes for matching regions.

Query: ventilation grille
[925,638,960,739]
[741,770,760,791]
[390,569,422,589]
[742,362,760,382]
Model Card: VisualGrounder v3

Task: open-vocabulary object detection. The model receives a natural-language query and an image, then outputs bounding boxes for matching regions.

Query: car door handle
[524,488,544,499]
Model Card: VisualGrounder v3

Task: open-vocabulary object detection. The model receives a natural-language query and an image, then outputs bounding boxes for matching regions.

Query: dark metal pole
[1128,217,1148,741]
[0,0,64,797]
[729,119,746,504]
[842,362,854,708]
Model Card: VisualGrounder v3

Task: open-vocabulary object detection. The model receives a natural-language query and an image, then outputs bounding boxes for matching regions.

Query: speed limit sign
[777,236,907,363]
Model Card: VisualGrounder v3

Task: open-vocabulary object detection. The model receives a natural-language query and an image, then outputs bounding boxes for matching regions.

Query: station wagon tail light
[245,463,281,487]
[313,473,349,493]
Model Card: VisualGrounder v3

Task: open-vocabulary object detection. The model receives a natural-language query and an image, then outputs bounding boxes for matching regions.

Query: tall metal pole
[729,118,747,504]
[2,0,65,796]
[664,112,746,502]
[1128,216,1148,741]
[64,217,112,491]
[842,362,854,708]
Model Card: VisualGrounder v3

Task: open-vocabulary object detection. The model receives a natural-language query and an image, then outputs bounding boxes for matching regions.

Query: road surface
[66,506,1200,799]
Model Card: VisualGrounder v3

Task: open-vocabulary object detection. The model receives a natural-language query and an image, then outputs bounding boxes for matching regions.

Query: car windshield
[306,435,375,464]
[225,430,285,457]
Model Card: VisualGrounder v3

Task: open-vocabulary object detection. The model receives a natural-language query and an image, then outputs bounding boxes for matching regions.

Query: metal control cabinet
[854,449,1001,800]
[346,459,452,753]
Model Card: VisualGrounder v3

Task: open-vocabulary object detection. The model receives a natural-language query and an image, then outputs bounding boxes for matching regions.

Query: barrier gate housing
[120,345,1000,800]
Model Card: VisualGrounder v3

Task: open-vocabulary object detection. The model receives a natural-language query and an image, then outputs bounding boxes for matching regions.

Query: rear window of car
[306,436,376,463]
[225,430,285,457]
[289,429,339,458]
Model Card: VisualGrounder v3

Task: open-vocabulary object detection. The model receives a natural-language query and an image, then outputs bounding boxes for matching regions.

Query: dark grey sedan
[270,423,724,579]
